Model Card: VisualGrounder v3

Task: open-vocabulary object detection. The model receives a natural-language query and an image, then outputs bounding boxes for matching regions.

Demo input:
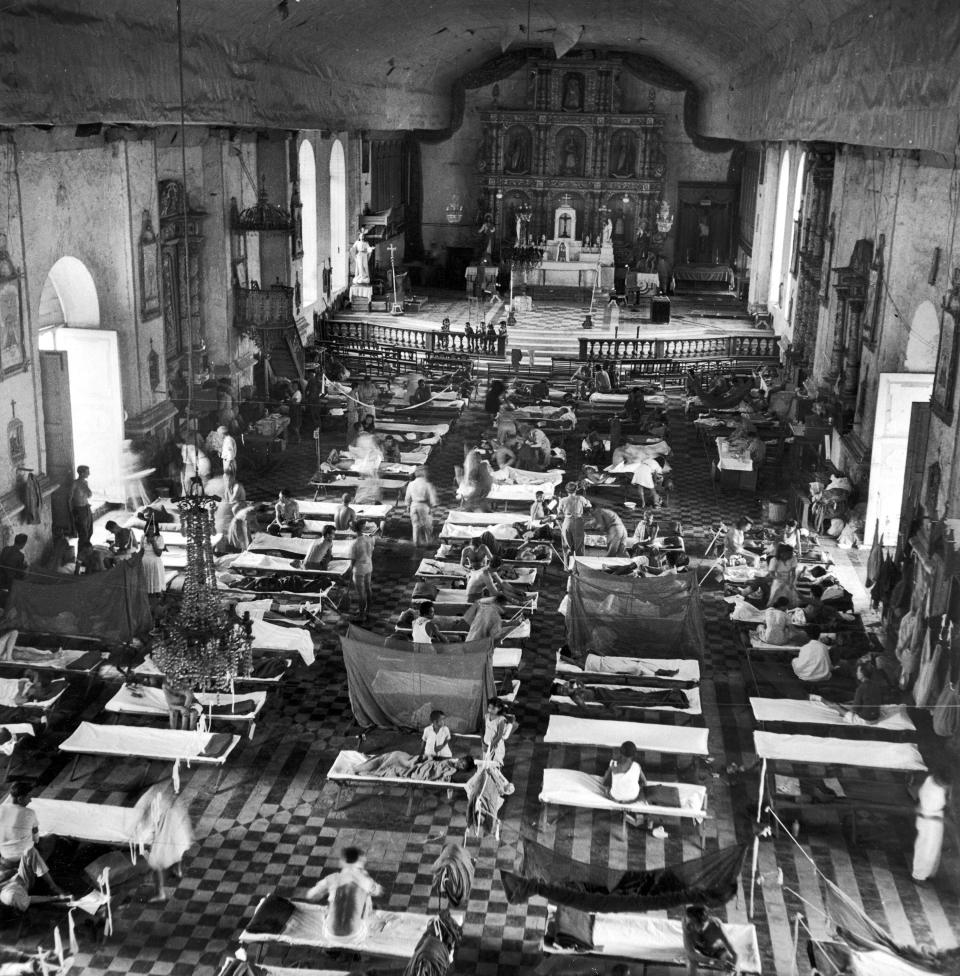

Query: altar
[466,261,613,295]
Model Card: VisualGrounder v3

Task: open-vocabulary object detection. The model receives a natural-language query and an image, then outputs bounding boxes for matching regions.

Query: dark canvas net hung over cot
[565,565,707,660]
[500,838,747,913]
[340,624,496,733]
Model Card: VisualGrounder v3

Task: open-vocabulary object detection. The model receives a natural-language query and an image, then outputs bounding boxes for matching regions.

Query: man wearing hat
[0,782,68,911]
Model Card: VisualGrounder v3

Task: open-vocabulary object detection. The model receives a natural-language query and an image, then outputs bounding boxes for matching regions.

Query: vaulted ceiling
[2,0,957,153]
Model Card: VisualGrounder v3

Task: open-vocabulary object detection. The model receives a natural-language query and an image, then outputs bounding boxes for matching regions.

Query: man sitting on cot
[306,846,384,939]
[682,904,739,974]
[601,741,668,838]
[269,489,305,538]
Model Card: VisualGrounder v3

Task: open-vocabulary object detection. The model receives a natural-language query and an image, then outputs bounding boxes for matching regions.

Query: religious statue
[558,212,572,239]
[557,242,567,262]
[611,133,634,177]
[351,230,373,284]
[562,137,580,175]
[697,213,711,262]
[478,213,496,261]
[602,217,613,245]
[506,133,528,174]
[562,75,583,111]
[515,210,531,246]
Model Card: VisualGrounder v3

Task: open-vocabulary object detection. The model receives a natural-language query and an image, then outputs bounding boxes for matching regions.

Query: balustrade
[577,334,780,362]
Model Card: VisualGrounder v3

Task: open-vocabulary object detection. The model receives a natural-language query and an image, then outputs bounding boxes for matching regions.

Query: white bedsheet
[31,798,138,845]
[251,619,316,665]
[493,647,521,669]
[540,768,706,819]
[573,556,637,570]
[446,510,533,526]
[558,655,701,682]
[551,684,701,715]
[753,731,926,771]
[0,724,33,755]
[440,522,521,541]
[240,899,457,957]
[375,422,449,437]
[60,721,240,764]
[327,750,469,789]
[544,716,710,755]
[296,501,393,520]
[434,588,539,610]
[105,685,267,721]
[491,467,564,486]
[749,632,805,652]
[750,697,915,732]
[543,910,761,973]
[487,482,557,501]
[725,595,768,623]
[416,560,537,586]
[229,552,352,577]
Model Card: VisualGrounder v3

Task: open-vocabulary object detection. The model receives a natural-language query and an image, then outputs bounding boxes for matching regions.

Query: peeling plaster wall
[701,0,960,156]
[801,145,960,510]
[0,139,53,562]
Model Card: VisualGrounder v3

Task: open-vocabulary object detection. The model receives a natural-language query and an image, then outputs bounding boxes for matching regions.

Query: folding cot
[60,721,241,788]
[239,897,463,965]
[415,559,539,587]
[556,654,700,683]
[538,909,761,973]
[30,797,139,846]
[550,681,702,716]
[309,476,408,500]
[295,500,393,522]
[544,716,709,755]
[104,685,268,739]
[749,697,915,733]
[538,768,709,844]
[244,534,356,561]
[753,729,927,842]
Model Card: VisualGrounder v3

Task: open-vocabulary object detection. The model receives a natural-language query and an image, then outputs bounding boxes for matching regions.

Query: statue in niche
[351,230,373,283]
[505,132,529,174]
[558,213,572,239]
[561,137,580,176]
[614,208,625,238]
[558,242,567,262]
[697,211,711,263]
[611,132,635,177]
[478,213,496,261]
[602,217,613,245]
[562,74,584,111]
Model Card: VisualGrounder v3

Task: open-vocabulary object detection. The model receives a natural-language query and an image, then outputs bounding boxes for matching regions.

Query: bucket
[765,498,788,523]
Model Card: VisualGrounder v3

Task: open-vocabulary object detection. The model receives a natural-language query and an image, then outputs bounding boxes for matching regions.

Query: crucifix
[388,244,404,316]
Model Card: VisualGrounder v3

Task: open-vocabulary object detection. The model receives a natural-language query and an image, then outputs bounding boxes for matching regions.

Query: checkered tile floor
[9,393,959,975]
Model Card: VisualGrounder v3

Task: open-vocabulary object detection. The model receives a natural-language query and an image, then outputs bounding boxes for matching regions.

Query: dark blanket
[501,839,747,912]
[554,683,690,710]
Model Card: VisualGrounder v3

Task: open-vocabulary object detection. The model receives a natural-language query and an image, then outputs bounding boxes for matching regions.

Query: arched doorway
[37,257,125,508]
[329,139,348,293]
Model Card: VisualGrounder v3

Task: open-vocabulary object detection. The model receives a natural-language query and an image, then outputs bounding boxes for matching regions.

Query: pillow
[552,905,594,950]
[244,893,296,935]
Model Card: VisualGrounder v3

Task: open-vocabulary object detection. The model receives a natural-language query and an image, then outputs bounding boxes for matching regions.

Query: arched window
[299,140,318,304]
[784,153,806,314]
[329,139,348,293]
[768,149,791,306]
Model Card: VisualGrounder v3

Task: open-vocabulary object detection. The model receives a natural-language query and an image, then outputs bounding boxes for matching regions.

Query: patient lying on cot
[556,679,690,711]
[0,630,70,666]
[0,670,47,707]
[354,751,476,782]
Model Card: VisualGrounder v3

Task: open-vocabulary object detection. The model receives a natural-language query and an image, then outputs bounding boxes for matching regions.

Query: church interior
[0,1,958,974]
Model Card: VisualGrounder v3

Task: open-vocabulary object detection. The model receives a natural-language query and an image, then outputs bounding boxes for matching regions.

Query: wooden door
[39,349,74,530]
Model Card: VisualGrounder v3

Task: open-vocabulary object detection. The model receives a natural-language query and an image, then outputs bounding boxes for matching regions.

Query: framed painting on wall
[0,238,25,374]
[931,268,960,425]
[139,211,162,320]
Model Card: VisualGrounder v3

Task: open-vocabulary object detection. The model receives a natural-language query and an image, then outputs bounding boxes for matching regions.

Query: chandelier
[236,175,293,232]
[152,478,253,693]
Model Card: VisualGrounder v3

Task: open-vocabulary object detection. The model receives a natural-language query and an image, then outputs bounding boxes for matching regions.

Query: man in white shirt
[602,740,646,803]
[791,626,833,683]
[306,846,383,938]
[631,457,663,508]
[0,782,67,911]
[421,710,452,758]
[220,428,238,474]
[524,425,552,470]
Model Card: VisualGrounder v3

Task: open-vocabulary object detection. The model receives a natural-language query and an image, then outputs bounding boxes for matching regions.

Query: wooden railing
[317,317,504,359]
[577,334,780,362]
